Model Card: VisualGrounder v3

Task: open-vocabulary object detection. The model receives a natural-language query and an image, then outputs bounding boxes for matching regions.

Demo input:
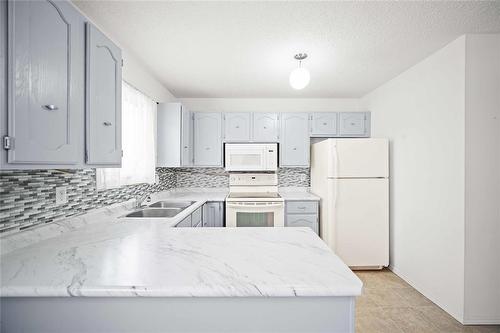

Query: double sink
[124,201,196,218]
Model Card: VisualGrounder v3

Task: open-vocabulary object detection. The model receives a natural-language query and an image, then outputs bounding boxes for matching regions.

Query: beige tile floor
[355,269,500,333]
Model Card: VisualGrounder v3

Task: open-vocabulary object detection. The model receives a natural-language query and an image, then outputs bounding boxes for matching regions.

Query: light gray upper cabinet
[310,113,338,137]
[280,113,310,167]
[339,112,370,137]
[4,0,84,166]
[253,113,279,142]
[85,23,122,166]
[157,103,192,167]
[203,202,224,227]
[193,112,222,166]
[1,1,123,170]
[223,113,251,142]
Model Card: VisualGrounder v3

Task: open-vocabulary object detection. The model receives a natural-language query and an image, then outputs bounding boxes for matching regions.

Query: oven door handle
[226,202,283,208]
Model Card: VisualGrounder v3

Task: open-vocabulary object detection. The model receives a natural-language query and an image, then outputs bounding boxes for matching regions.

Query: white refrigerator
[311,138,389,268]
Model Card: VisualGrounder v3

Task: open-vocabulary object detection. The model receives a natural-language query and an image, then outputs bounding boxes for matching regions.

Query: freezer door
[329,139,389,178]
[333,178,389,267]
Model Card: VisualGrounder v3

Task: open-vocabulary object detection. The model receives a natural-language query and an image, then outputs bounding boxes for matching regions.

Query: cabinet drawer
[191,207,202,225]
[286,214,318,234]
[176,216,191,228]
[286,201,318,214]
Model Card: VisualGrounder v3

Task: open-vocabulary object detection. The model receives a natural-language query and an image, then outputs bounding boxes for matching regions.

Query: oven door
[226,202,284,227]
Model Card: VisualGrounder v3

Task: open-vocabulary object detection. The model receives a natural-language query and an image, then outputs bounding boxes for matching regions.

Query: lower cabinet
[285,200,319,234]
[202,202,224,227]
[176,216,192,228]
[175,204,224,228]
[175,207,202,228]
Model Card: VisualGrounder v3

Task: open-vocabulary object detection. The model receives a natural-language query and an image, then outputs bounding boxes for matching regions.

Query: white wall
[463,34,500,324]
[179,98,362,113]
[361,36,467,321]
[72,3,176,103]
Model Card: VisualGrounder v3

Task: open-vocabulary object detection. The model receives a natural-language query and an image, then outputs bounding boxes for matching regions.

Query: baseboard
[463,319,500,325]
[388,265,464,324]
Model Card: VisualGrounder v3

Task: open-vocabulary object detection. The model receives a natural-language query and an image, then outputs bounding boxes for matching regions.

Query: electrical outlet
[55,186,68,205]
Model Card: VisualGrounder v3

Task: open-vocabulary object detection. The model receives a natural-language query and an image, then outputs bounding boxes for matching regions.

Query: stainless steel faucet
[135,194,151,208]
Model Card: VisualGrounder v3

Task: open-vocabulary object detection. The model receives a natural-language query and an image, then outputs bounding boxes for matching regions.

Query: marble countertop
[0,225,361,298]
[279,187,321,201]
[1,188,361,298]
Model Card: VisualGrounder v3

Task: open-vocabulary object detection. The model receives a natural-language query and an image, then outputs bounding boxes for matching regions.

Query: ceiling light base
[294,53,308,61]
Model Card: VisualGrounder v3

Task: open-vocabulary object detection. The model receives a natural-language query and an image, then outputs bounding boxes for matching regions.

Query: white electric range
[225,173,284,227]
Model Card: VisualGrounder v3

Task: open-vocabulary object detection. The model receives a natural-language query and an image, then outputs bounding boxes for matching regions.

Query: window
[96,81,156,190]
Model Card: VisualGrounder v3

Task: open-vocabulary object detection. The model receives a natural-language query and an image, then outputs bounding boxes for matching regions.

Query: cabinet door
[7,0,83,165]
[286,214,319,235]
[203,202,224,227]
[193,113,222,166]
[280,113,310,167]
[339,112,370,137]
[224,113,251,141]
[191,207,202,226]
[310,113,338,137]
[181,107,193,166]
[85,23,122,165]
[176,216,192,228]
[253,113,279,142]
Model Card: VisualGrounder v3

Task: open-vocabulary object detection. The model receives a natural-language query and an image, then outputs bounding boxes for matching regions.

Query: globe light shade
[289,67,310,90]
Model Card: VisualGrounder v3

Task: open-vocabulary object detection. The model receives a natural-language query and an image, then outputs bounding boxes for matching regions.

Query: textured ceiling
[73,1,500,98]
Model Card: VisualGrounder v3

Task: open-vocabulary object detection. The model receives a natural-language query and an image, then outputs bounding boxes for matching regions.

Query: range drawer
[286,214,318,234]
[286,201,318,214]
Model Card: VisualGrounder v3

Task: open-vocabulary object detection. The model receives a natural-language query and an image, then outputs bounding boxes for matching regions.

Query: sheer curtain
[96,81,156,190]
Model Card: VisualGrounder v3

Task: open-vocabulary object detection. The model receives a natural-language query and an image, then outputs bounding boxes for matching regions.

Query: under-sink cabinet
[175,203,224,228]
[0,0,123,169]
[175,206,203,228]
[285,201,319,235]
[202,202,224,227]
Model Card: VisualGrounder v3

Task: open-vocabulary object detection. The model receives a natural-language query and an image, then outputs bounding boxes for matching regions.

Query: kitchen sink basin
[124,208,183,218]
[148,201,196,209]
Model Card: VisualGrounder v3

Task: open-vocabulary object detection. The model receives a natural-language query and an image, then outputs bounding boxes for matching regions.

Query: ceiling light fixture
[289,53,310,90]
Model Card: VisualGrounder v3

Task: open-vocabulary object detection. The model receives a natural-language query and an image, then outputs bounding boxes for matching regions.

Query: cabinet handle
[293,147,297,150]
[323,122,327,125]
[42,104,58,111]
[263,126,267,129]
[103,121,112,126]
[184,146,188,149]
[298,207,306,209]
[205,147,210,150]
[235,125,240,128]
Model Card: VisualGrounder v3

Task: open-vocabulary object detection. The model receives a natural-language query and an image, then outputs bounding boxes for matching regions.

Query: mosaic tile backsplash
[0,167,309,234]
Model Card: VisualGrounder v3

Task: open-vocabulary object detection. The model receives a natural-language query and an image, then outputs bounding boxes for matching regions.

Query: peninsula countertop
[1,226,361,298]
[1,188,361,298]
